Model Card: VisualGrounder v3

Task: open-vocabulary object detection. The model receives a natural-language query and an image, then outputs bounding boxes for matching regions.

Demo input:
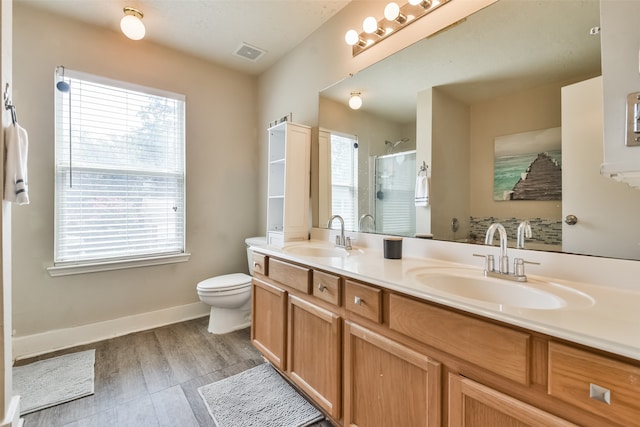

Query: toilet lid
[197,273,251,291]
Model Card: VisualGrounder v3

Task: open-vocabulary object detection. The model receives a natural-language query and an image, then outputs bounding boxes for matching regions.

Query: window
[53,69,186,270]
[330,133,358,231]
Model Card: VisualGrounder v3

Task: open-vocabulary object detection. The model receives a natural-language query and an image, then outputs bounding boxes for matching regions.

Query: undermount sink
[283,243,363,259]
[408,268,594,310]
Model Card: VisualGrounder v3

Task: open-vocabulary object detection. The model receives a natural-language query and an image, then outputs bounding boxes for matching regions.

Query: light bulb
[363,17,378,34]
[384,2,400,21]
[409,0,432,7]
[349,93,362,110]
[120,8,145,40]
[345,29,359,46]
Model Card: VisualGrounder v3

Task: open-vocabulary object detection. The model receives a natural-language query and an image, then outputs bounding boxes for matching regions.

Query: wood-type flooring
[15,317,333,427]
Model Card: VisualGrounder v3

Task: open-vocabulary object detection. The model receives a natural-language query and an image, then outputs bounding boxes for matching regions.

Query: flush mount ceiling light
[349,92,363,110]
[120,7,145,40]
[345,0,448,56]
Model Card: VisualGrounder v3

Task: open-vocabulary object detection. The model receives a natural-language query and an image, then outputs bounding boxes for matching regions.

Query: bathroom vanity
[250,238,640,427]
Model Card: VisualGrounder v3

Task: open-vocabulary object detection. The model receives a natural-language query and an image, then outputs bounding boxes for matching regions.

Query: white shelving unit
[266,121,311,247]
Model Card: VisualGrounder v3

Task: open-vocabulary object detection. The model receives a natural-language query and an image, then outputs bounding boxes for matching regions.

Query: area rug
[198,363,324,427]
[13,349,96,415]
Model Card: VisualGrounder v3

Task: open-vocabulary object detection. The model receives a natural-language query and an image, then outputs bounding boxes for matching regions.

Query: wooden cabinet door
[448,374,576,427]
[344,321,441,427]
[251,277,287,370]
[287,295,342,419]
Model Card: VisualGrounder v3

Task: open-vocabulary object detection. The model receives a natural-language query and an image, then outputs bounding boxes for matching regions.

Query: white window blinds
[54,70,186,265]
[330,134,358,231]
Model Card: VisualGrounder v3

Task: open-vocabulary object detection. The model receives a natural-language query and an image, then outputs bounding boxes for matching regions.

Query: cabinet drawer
[388,294,530,385]
[345,280,382,323]
[251,253,268,276]
[313,270,341,306]
[548,341,640,426]
[268,258,311,294]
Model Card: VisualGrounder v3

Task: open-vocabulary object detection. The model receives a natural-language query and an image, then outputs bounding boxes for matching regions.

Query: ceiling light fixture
[345,0,448,56]
[349,92,363,110]
[120,7,145,41]
[384,3,406,23]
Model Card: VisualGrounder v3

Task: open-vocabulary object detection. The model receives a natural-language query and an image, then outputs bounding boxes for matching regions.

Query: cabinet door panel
[344,321,441,427]
[251,278,287,370]
[448,374,576,427]
[288,296,341,418]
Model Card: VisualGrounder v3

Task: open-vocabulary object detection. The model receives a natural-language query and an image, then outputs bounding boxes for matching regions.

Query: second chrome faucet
[327,215,352,250]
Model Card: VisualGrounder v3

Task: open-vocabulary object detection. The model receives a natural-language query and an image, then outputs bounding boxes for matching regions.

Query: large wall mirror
[317,0,640,261]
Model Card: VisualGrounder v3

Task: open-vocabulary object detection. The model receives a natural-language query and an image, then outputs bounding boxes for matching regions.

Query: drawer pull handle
[317,284,327,292]
[354,296,362,305]
[253,262,259,268]
[589,383,611,405]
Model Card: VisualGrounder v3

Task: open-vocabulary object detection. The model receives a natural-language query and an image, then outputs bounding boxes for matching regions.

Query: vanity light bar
[345,0,450,56]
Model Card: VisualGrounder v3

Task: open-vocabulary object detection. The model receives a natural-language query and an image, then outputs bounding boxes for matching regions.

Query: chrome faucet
[485,223,509,274]
[516,220,532,249]
[327,215,352,250]
[358,214,376,232]
[475,222,540,282]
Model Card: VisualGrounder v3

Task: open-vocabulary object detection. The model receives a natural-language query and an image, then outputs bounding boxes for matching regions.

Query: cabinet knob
[253,261,259,268]
[354,296,362,306]
[317,284,327,292]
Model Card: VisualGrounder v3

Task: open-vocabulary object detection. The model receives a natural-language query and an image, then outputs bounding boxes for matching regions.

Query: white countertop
[252,237,640,362]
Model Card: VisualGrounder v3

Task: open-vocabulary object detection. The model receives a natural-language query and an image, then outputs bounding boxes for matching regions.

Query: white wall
[469,81,564,220]
[12,4,260,341]
[431,88,470,241]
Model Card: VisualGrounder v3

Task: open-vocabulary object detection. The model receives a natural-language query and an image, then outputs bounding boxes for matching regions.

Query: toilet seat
[197,273,251,293]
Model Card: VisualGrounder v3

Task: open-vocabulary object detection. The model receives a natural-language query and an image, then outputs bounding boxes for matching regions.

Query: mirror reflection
[317,0,640,261]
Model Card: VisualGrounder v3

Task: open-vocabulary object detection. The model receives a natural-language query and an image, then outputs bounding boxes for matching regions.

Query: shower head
[385,137,410,153]
[56,66,70,93]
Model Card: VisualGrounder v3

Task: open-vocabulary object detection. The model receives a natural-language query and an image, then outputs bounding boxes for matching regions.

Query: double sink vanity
[249,230,640,427]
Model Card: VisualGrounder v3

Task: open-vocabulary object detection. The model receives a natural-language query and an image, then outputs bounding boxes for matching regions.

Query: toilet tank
[245,236,266,275]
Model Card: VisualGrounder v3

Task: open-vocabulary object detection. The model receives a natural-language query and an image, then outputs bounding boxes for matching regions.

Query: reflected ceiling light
[349,92,362,110]
[345,0,450,56]
[120,7,145,40]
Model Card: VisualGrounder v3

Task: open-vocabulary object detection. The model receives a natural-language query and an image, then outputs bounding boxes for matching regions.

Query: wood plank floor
[15,317,334,427]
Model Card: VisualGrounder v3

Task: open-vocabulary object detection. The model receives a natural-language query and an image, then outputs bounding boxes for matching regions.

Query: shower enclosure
[371,150,416,237]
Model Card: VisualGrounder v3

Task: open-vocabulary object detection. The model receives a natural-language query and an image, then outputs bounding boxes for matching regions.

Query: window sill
[47,253,191,277]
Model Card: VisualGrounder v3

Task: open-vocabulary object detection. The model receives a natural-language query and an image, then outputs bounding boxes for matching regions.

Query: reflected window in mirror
[331,133,359,231]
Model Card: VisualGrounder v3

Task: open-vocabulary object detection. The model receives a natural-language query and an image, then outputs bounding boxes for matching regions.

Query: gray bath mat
[13,349,95,415]
[198,363,324,427]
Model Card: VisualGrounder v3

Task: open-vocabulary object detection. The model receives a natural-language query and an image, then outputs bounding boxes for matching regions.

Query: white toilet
[196,236,266,334]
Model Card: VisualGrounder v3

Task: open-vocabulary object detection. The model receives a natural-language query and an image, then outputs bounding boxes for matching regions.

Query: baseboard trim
[13,302,210,361]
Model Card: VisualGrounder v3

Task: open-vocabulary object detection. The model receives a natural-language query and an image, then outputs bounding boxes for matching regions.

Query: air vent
[234,42,267,62]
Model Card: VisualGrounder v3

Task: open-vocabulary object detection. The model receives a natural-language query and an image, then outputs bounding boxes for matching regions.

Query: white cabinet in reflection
[266,122,311,247]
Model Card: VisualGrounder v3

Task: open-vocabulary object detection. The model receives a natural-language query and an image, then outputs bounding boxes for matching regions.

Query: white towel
[415,175,429,207]
[4,123,30,205]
